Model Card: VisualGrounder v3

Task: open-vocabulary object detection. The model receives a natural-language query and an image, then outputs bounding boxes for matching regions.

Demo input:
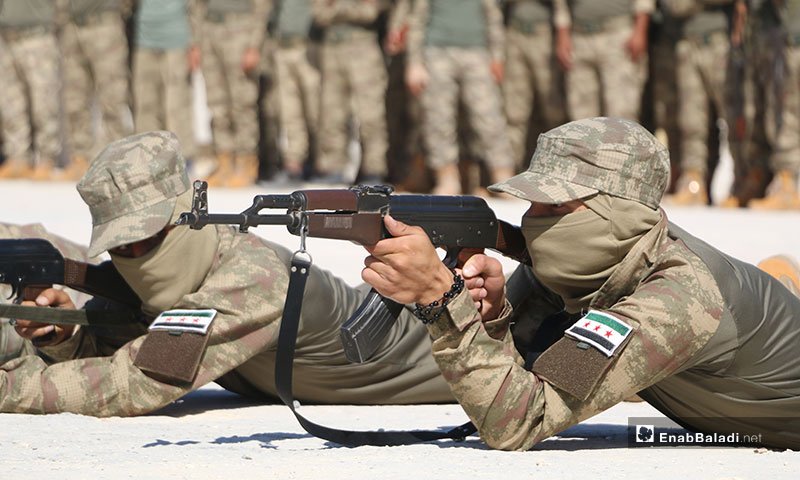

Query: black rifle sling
[275,253,476,447]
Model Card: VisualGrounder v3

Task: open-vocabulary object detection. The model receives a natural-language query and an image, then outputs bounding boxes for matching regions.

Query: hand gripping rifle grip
[339,288,405,363]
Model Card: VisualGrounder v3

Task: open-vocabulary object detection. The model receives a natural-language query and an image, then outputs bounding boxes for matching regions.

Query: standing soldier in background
[664,0,734,206]
[312,0,388,185]
[385,0,431,192]
[271,0,320,183]
[199,0,271,188]
[647,1,684,190]
[502,0,567,169]
[406,0,515,195]
[742,0,800,209]
[0,0,61,181]
[130,0,198,163]
[58,0,133,181]
[554,0,653,121]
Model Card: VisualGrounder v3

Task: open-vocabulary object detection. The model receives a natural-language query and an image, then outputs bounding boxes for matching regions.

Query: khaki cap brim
[87,197,177,257]
[488,171,598,204]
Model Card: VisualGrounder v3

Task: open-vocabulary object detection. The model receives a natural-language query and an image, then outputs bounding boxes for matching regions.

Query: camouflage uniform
[313,0,388,181]
[0,222,94,366]
[745,0,800,209]
[60,0,132,174]
[131,0,197,160]
[663,1,732,205]
[555,0,653,120]
[0,131,455,416]
[272,0,320,177]
[199,0,271,187]
[0,0,61,179]
[411,118,800,450]
[502,0,567,169]
[408,0,514,194]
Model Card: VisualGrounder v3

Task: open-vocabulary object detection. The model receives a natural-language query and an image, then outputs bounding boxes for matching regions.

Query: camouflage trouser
[567,16,646,121]
[201,16,260,156]
[317,34,387,177]
[676,32,728,176]
[274,40,320,167]
[132,47,196,158]
[421,47,513,170]
[503,26,567,168]
[385,52,423,182]
[62,13,131,160]
[650,32,682,179]
[749,41,800,173]
[0,29,61,164]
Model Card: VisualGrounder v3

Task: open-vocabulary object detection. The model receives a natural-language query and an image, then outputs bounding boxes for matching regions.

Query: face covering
[521,194,661,313]
[111,191,219,317]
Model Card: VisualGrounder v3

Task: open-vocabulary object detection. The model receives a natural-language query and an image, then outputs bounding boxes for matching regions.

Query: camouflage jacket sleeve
[427,246,721,450]
[387,0,411,33]
[552,0,571,28]
[247,0,273,50]
[483,0,505,62]
[406,0,428,66]
[633,0,656,14]
[0,230,288,417]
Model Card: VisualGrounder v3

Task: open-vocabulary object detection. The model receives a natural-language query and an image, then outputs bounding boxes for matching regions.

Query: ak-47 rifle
[0,239,141,343]
[176,180,531,363]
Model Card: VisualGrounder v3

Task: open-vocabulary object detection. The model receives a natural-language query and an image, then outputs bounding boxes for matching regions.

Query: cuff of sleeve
[425,289,479,340]
[38,326,83,363]
[633,0,655,14]
[482,299,513,340]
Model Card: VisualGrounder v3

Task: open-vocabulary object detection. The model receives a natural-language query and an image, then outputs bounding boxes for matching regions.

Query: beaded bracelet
[412,272,465,324]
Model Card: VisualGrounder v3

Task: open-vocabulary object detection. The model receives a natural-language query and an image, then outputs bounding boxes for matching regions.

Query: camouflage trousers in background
[274,40,320,168]
[676,32,728,176]
[566,17,647,121]
[503,27,566,169]
[649,31,682,182]
[201,16,260,156]
[0,30,61,165]
[62,13,131,161]
[132,48,196,159]
[317,35,387,177]
[749,42,800,173]
[421,47,513,170]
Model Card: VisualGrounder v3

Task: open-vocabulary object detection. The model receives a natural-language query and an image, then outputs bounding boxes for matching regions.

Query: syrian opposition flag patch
[565,310,633,357]
[149,309,217,335]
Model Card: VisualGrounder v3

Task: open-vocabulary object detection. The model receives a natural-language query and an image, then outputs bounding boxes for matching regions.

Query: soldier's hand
[15,288,77,346]
[241,47,260,73]
[188,45,201,71]
[362,215,454,305]
[405,63,429,97]
[490,61,504,84]
[555,27,572,70]
[461,254,506,322]
[625,29,647,62]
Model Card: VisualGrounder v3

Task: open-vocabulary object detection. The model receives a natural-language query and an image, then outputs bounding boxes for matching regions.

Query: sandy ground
[1,179,799,479]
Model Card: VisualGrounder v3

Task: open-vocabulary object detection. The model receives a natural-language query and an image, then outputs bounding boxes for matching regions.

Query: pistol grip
[339,289,404,363]
[21,285,50,303]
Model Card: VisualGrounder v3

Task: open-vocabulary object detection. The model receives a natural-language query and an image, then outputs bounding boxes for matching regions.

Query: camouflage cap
[489,117,670,209]
[77,131,190,257]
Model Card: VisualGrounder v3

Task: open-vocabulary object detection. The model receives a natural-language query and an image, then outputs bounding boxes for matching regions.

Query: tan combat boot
[206,152,235,187]
[226,153,260,188]
[433,163,462,195]
[758,254,800,296]
[30,158,55,181]
[748,170,800,210]
[720,167,768,209]
[663,169,708,206]
[57,154,90,181]
[0,159,32,179]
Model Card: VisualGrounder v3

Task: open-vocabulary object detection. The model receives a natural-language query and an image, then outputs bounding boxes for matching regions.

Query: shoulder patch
[565,310,632,357]
[149,309,217,335]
